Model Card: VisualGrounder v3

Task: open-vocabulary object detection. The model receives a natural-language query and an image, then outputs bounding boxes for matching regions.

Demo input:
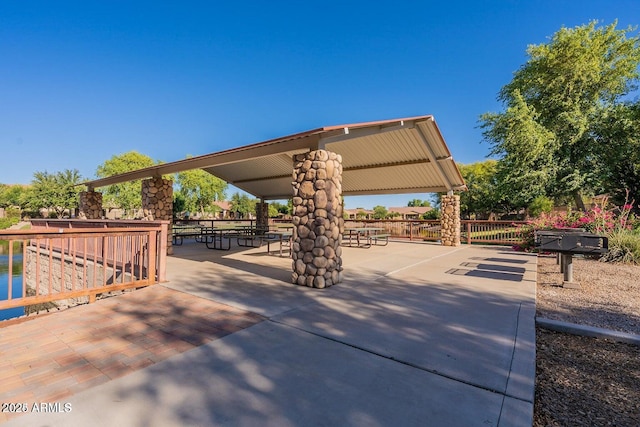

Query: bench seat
[367,234,390,246]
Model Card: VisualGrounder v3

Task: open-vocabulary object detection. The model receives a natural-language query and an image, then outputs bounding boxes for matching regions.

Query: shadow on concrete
[446,267,525,282]
[3,242,535,426]
[99,271,527,426]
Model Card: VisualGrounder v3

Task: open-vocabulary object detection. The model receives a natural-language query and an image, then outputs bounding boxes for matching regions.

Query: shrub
[600,229,640,264]
[528,195,554,217]
[0,216,19,230]
[423,209,441,220]
[513,193,639,261]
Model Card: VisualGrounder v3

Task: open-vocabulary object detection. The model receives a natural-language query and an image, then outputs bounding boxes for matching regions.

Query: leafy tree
[422,209,440,220]
[270,201,291,216]
[355,209,368,219]
[594,102,640,211]
[458,160,501,219]
[373,205,388,219]
[24,169,83,218]
[172,193,187,217]
[96,151,159,214]
[175,161,227,217]
[527,195,554,218]
[480,21,640,211]
[0,184,28,208]
[407,199,431,207]
[268,204,279,217]
[229,192,257,218]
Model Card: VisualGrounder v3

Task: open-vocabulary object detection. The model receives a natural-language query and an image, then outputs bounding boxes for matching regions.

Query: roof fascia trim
[414,119,454,192]
[318,119,419,147]
[83,134,320,189]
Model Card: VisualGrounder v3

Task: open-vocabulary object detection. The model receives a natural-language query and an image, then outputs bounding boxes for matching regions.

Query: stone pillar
[255,201,269,233]
[78,191,103,219]
[440,194,461,246]
[291,150,344,288]
[142,177,174,254]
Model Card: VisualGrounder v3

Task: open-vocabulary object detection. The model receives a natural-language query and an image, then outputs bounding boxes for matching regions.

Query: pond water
[0,240,24,321]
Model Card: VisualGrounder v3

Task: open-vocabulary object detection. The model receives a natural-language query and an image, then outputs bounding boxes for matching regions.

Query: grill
[535,231,608,254]
[534,230,608,287]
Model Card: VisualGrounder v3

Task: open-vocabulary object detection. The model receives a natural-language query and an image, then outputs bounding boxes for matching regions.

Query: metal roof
[83,115,466,199]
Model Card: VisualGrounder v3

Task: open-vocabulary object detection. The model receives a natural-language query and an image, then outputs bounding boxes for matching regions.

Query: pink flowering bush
[514,194,639,262]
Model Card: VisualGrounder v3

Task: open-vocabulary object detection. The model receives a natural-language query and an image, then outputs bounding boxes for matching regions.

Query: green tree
[229,192,257,218]
[527,195,554,217]
[0,184,28,208]
[373,205,388,219]
[268,204,279,217]
[24,169,83,218]
[594,102,640,211]
[269,199,293,217]
[172,192,186,218]
[96,151,159,215]
[480,21,640,211]
[175,161,227,217]
[458,160,501,218]
[422,209,440,220]
[355,209,368,219]
[407,199,431,207]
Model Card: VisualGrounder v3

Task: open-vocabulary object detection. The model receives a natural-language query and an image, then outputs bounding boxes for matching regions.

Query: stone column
[142,177,174,254]
[440,194,461,246]
[291,150,344,288]
[78,191,103,219]
[255,201,269,233]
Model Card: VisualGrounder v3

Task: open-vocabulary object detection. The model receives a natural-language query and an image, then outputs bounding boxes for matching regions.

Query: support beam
[291,150,344,288]
[78,191,103,219]
[440,194,461,246]
[142,177,174,255]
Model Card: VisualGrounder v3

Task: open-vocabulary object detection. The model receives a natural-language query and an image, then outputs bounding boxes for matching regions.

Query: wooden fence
[342,219,527,245]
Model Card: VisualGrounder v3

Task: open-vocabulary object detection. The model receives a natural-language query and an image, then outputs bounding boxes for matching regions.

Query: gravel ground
[534,255,640,426]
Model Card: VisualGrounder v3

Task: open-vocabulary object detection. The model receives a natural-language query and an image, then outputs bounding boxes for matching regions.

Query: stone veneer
[291,150,344,288]
[142,177,174,254]
[440,194,461,246]
[255,202,269,233]
[78,191,103,219]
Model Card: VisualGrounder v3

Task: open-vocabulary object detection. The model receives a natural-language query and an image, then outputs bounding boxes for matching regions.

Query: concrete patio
[1,240,537,427]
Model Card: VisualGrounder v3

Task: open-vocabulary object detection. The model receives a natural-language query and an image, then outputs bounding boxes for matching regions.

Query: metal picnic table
[263,230,293,256]
[343,227,386,248]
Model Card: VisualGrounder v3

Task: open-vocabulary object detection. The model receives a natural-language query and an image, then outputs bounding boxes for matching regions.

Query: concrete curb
[536,317,640,346]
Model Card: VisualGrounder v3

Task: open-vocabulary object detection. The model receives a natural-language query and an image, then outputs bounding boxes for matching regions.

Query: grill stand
[560,253,579,289]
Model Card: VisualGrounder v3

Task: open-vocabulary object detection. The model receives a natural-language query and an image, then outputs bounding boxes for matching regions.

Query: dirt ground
[534,255,640,426]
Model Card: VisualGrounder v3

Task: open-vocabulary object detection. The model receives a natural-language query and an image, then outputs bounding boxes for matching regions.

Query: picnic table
[262,230,293,256]
[203,227,248,250]
[172,224,210,245]
[343,227,389,248]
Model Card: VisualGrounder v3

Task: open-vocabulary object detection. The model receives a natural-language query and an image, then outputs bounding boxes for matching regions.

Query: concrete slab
[499,396,534,427]
[273,245,537,396]
[4,322,505,427]
[2,241,536,427]
[163,242,324,318]
[163,242,537,424]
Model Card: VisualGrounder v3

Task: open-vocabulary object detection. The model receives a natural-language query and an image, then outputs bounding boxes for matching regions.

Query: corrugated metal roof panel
[82,115,466,199]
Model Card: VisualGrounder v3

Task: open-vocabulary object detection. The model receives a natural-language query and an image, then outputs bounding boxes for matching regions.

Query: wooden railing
[343,219,527,245]
[0,220,168,312]
[461,220,526,245]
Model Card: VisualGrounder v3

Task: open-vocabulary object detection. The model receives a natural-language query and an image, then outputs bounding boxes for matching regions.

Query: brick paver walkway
[0,285,264,423]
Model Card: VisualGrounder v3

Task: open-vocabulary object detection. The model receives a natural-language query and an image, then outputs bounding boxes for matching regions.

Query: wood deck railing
[0,220,168,312]
[343,219,527,245]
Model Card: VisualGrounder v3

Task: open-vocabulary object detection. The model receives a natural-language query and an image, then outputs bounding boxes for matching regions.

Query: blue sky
[1,1,639,209]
